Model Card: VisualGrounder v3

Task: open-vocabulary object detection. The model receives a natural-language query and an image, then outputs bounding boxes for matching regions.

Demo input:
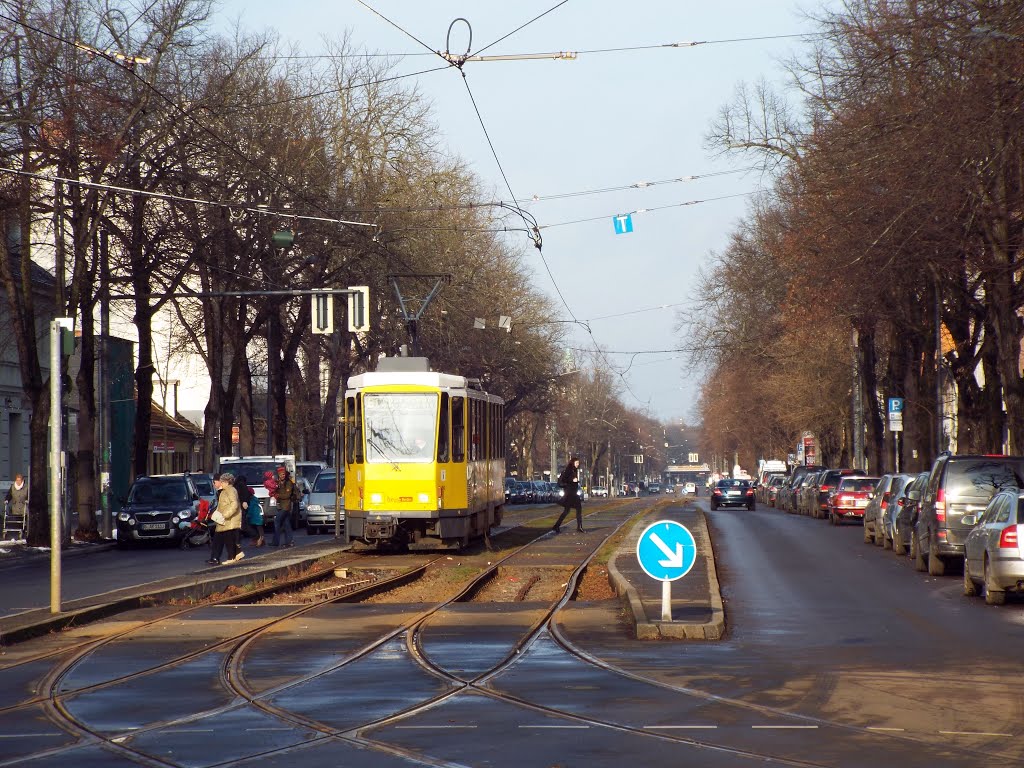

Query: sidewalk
[607,504,725,640]
[0,538,350,646]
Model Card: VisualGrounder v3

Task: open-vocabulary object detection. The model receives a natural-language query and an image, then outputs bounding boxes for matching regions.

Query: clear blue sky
[216,0,820,424]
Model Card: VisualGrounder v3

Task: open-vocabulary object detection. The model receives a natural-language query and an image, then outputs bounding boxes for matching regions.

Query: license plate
[141,523,165,530]
[727,491,739,497]
[855,499,867,507]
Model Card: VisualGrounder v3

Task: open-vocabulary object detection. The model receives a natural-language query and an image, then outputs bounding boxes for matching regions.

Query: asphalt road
[2,498,1023,767]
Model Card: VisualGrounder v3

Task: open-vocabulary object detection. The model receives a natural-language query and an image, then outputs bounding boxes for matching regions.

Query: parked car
[710,478,755,510]
[116,474,201,546]
[812,469,859,519]
[962,489,1024,605]
[778,465,824,514]
[766,476,786,507]
[187,471,216,509]
[892,472,929,556]
[756,474,784,504]
[795,471,822,517]
[504,477,517,503]
[305,469,343,535]
[913,454,1024,576]
[591,486,609,498]
[827,476,879,525]
[548,482,565,503]
[511,482,530,504]
[296,460,327,490]
[648,482,662,494]
[532,480,552,503]
[863,473,911,546]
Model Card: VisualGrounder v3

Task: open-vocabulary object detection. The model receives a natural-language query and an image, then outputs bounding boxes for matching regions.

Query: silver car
[304,469,343,535]
[962,489,1024,605]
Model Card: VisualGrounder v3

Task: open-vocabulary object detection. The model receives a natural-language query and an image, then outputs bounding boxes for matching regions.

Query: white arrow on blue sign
[636,520,697,582]
[613,213,633,234]
[887,397,904,414]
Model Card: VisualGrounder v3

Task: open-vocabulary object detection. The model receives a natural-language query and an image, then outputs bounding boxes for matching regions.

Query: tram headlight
[370,493,382,504]
[418,493,429,503]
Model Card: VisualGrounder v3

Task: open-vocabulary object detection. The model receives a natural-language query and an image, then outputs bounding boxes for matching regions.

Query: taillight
[999,526,1018,549]
[819,485,831,492]
[935,488,946,523]
[713,488,722,496]
[745,488,754,496]
[838,494,852,504]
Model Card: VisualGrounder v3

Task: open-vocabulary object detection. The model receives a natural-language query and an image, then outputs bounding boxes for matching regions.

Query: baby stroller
[179,499,213,550]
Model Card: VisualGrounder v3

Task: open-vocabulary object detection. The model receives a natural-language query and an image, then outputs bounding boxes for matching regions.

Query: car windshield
[312,473,337,493]
[364,392,437,463]
[945,459,1024,500]
[839,478,878,492]
[297,465,322,483]
[221,461,283,487]
[191,477,214,496]
[717,479,749,489]
[129,479,190,504]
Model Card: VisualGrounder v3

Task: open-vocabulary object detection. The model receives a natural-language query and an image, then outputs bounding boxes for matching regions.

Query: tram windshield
[364,392,438,463]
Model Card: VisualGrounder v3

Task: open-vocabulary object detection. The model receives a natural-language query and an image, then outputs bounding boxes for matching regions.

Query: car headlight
[171,515,180,524]
[177,509,192,519]
[118,512,130,522]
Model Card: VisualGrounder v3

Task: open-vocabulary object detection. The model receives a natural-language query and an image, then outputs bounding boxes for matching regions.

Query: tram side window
[470,398,482,461]
[452,396,465,462]
[438,393,450,462]
[346,396,364,464]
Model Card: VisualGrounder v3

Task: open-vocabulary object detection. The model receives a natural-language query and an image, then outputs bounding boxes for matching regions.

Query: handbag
[211,510,226,526]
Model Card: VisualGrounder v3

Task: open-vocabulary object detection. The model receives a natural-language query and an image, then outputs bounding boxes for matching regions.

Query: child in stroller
[180,498,213,550]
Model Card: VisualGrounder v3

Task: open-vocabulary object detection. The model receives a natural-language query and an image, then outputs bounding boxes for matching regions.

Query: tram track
[3,497,1004,767]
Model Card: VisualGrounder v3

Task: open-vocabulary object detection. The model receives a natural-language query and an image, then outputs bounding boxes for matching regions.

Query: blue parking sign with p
[888,397,904,414]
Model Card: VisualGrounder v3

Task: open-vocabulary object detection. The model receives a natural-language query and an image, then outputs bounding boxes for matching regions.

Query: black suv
[913,454,1024,576]
[117,474,201,547]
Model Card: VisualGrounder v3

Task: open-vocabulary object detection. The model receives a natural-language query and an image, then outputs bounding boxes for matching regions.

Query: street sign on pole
[636,520,697,621]
[311,289,333,335]
[613,213,634,234]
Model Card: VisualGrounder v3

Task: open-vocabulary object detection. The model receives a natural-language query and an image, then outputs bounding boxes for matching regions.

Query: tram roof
[347,369,469,390]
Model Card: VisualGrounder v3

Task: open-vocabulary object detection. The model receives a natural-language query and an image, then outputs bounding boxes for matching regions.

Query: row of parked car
[504,478,566,505]
[762,453,1024,605]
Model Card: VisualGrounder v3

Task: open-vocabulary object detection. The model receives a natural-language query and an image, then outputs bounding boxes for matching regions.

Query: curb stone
[607,507,725,640]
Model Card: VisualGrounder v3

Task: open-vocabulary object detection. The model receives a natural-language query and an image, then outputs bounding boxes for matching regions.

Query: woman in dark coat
[552,457,585,534]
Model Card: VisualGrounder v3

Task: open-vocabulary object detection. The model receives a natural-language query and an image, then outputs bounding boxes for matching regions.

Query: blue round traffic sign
[636,520,697,582]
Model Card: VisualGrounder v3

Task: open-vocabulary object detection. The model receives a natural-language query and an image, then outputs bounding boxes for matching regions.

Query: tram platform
[606,505,726,640]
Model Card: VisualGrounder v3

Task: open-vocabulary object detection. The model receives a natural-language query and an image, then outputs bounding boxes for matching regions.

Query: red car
[828,476,879,525]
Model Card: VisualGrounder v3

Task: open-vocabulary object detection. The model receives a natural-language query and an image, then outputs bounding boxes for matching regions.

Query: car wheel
[913,531,927,572]
[983,556,1006,605]
[893,527,906,556]
[747,502,755,510]
[830,511,838,526]
[882,530,892,550]
[710,502,718,511]
[962,557,978,597]
[874,526,885,546]
[863,522,873,543]
[927,539,947,577]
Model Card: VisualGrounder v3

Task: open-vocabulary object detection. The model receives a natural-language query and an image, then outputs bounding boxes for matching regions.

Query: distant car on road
[117,474,201,547]
[711,478,755,510]
[647,482,662,494]
[684,482,697,496]
[591,486,608,498]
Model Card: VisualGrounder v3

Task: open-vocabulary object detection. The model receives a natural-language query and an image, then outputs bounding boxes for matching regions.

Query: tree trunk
[857,319,885,474]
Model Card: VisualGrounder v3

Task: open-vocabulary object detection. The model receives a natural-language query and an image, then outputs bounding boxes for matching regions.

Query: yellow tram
[343,357,505,550]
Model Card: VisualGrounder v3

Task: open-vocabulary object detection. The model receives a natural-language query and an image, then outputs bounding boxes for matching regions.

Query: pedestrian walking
[270,465,297,548]
[4,473,28,539]
[552,456,586,534]
[233,474,263,547]
[208,472,244,565]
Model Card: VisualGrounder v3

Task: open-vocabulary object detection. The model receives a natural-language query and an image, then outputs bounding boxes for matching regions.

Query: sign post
[888,398,904,472]
[636,520,697,621]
